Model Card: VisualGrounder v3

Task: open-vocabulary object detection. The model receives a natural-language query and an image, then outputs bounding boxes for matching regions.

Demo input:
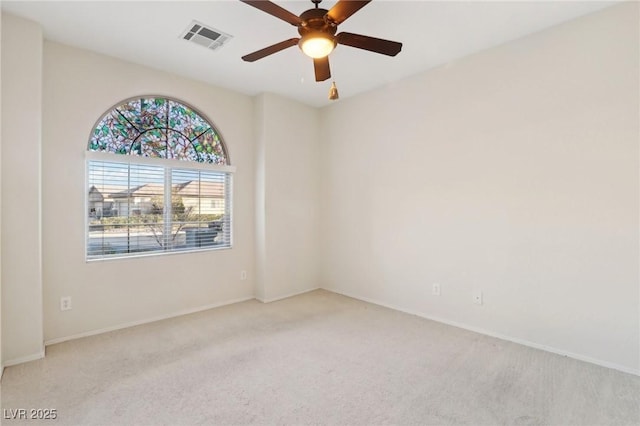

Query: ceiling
[2,1,617,108]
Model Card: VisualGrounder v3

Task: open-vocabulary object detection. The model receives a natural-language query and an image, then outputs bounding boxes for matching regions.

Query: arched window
[86,97,235,260]
[88,97,229,164]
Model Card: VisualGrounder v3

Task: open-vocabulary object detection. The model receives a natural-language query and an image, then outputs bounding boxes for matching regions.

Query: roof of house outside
[89,181,224,200]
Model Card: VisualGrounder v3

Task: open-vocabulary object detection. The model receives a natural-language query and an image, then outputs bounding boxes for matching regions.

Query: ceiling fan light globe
[299,35,335,58]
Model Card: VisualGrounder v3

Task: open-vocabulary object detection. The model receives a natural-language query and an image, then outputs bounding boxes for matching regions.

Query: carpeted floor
[1,289,638,425]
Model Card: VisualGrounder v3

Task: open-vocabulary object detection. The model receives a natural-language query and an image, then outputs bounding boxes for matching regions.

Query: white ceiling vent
[181,21,232,51]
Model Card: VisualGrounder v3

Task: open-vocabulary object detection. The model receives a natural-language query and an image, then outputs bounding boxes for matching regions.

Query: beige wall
[1,14,321,360]
[320,3,639,374]
[41,42,257,343]
[254,93,320,301]
[1,14,44,364]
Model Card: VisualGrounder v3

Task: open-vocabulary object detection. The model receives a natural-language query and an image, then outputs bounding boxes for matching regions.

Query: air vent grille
[181,21,232,51]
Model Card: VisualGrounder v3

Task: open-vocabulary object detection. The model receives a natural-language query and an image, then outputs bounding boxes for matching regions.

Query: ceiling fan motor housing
[298,8,337,37]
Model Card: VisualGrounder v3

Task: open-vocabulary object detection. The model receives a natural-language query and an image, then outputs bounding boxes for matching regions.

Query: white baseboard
[20,286,639,377]
[325,287,640,377]
[45,296,254,346]
[257,287,320,303]
[3,349,46,368]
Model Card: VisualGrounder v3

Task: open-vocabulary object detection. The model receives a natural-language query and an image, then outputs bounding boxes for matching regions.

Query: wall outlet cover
[432,283,441,296]
[473,290,483,305]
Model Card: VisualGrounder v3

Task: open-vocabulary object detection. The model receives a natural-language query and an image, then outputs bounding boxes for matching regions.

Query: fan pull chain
[329,81,339,100]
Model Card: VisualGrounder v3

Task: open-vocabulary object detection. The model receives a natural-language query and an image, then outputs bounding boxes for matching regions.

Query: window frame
[85,150,236,262]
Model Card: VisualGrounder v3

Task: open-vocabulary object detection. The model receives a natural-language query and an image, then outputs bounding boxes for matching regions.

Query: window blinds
[87,160,232,260]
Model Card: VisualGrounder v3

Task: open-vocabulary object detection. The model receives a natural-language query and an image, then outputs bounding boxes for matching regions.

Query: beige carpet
[1,290,638,425]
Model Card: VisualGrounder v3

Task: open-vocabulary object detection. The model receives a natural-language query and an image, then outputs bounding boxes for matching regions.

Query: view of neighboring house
[88,180,227,256]
[88,181,225,218]
[173,180,226,215]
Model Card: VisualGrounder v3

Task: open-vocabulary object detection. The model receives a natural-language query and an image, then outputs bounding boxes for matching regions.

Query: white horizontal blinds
[88,159,232,259]
[127,164,166,254]
[171,168,232,251]
[88,161,166,258]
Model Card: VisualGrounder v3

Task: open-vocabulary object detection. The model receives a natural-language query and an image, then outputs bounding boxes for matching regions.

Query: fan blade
[336,32,402,56]
[240,0,302,26]
[314,56,331,82]
[326,0,371,25]
[242,38,300,62]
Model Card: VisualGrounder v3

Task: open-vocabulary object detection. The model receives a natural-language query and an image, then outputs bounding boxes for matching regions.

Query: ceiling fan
[240,0,403,82]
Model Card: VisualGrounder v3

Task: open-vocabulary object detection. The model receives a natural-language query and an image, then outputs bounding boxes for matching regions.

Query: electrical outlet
[240,270,247,280]
[60,296,72,311]
[473,290,483,305]
[432,283,441,296]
